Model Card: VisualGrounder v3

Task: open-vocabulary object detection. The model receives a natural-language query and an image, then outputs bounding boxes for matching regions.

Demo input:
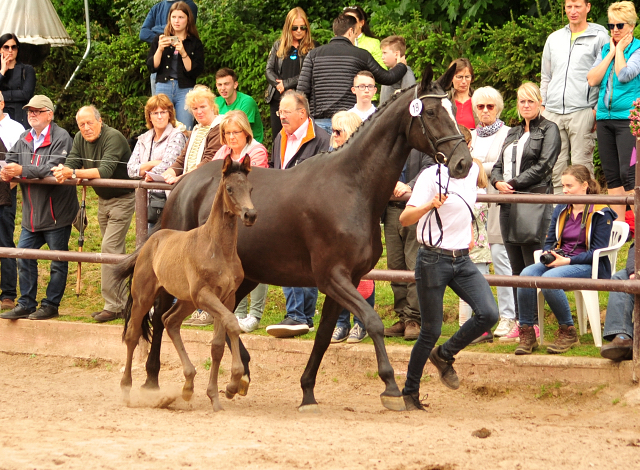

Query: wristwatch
[72,170,76,179]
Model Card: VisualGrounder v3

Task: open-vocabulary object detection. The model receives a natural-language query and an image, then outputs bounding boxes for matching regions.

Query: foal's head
[221,155,257,226]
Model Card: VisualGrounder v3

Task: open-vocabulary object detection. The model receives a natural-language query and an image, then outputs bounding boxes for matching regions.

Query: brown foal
[118,155,256,411]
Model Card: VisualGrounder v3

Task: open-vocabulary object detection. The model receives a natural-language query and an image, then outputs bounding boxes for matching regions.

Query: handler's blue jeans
[603,269,635,339]
[518,262,592,327]
[17,225,72,310]
[283,287,318,327]
[403,247,499,395]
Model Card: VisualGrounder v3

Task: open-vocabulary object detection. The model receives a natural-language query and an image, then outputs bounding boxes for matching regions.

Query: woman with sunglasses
[342,6,385,68]
[447,58,476,130]
[0,34,35,127]
[266,7,316,137]
[587,1,640,219]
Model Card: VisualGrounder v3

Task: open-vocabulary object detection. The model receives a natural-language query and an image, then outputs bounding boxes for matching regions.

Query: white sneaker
[238,315,260,333]
[494,318,515,337]
[499,321,520,343]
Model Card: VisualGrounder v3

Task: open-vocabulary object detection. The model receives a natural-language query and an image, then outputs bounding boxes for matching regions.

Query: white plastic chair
[534,220,629,348]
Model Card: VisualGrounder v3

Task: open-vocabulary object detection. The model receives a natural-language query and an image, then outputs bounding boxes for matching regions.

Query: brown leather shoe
[403,320,420,340]
[384,321,405,337]
[600,335,633,361]
[93,310,119,323]
[1,299,15,310]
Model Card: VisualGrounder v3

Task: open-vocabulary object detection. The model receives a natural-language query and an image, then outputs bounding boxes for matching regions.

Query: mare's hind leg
[143,291,172,390]
[318,273,405,411]
[162,300,197,401]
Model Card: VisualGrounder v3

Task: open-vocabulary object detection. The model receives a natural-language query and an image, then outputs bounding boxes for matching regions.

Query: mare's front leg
[143,291,172,390]
[320,273,405,411]
[162,300,197,401]
[225,279,256,391]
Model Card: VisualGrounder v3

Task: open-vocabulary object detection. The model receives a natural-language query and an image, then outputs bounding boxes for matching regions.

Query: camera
[540,248,566,265]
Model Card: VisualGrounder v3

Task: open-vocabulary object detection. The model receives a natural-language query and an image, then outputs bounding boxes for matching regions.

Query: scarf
[475,118,504,138]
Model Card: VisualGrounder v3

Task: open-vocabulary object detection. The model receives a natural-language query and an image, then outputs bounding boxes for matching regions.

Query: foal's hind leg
[162,300,197,401]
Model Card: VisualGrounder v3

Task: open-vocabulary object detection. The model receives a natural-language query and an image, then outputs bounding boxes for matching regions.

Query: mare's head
[221,155,257,226]
[406,64,472,179]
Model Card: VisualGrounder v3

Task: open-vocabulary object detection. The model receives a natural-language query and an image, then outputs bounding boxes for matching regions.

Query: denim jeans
[156,80,194,130]
[17,225,72,310]
[150,72,157,96]
[518,262,592,327]
[314,118,333,134]
[604,269,635,339]
[458,262,489,325]
[491,243,515,320]
[0,187,17,300]
[235,283,269,319]
[336,286,374,330]
[282,287,318,326]
[403,247,499,395]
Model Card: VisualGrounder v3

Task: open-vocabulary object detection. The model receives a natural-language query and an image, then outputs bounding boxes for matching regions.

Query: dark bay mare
[115,156,256,412]
[142,64,472,412]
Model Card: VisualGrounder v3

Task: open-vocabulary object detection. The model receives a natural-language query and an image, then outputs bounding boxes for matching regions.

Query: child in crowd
[349,71,377,121]
[380,35,416,105]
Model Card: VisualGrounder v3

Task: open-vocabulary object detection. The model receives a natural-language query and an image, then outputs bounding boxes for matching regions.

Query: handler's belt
[421,245,469,258]
[388,201,406,209]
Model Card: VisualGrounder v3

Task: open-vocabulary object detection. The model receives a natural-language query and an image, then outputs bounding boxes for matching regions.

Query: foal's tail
[114,248,152,343]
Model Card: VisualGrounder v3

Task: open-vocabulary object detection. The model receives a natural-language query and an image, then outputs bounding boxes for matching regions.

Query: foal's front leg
[207,316,226,412]
[162,300,197,401]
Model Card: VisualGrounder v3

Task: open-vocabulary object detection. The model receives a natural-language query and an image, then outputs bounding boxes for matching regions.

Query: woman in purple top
[515,165,615,356]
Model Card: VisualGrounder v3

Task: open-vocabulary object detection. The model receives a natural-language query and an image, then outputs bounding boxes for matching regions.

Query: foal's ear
[222,154,233,175]
[241,154,252,173]
[436,63,457,91]
[419,64,434,94]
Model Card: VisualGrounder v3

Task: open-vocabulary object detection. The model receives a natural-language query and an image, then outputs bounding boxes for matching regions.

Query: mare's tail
[115,248,152,343]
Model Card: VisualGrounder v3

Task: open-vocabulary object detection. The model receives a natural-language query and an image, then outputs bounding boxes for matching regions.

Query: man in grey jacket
[540,0,609,194]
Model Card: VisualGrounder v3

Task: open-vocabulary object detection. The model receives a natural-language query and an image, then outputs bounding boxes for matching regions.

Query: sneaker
[514,324,538,355]
[547,324,579,354]
[403,320,420,341]
[238,315,260,333]
[499,321,520,343]
[533,324,540,339]
[403,392,427,411]
[470,331,493,345]
[190,311,214,326]
[331,326,349,343]
[347,324,368,343]
[494,318,515,337]
[600,334,633,361]
[29,305,59,320]
[384,320,405,337]
[428,346,460,390]
[307,321,315,333]
[266,317,310,338]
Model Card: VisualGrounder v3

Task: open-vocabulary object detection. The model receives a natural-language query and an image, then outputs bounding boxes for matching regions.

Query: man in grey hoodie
[540,0,608,194]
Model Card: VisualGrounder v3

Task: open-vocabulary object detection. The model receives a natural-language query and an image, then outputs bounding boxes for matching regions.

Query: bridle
[408,86,466,165]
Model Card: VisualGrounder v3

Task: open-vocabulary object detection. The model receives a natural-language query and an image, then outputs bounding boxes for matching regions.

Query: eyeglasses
[27,109,49,116]
[476,104,495,111]
[224,130,244,138]
[607,23,628,30]
[353,84,376,91]
[291,26,307,32]
[1,45,17,51]
[150,111,168,117]
[276,108,302,117]
[332,129,343,136]
[454,75,472,81]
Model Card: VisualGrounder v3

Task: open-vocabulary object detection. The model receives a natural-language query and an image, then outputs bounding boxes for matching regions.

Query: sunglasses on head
[291,25,307,32]
[476,104,495,111]
[608,23,627,30]
[289,48,298,60]
[2,45,17,51]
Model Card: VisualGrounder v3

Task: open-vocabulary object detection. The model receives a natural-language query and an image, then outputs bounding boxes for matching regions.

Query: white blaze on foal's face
[441,98,460,132]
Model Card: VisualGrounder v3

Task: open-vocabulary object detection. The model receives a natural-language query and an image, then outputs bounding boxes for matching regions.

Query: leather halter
[409,86,465,165]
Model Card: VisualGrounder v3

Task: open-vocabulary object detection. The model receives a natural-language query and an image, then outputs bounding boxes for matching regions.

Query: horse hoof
[298,404,321,414]
[141,381,160,391]
[380,394,406,411]
[225,388,236,400]
[182,389,194,402]
[121,388,131,405]
[237,374,250,396]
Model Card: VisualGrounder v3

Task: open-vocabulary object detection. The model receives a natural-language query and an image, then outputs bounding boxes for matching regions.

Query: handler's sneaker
[238,315,260,333]
[266,317,309,338]
[429,346,460,390]
[347,324,368,343]
[494,318,515,337]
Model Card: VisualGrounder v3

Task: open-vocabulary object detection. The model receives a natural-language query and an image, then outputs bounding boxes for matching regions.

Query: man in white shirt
[0,91,24,311]
[348,71,377,121]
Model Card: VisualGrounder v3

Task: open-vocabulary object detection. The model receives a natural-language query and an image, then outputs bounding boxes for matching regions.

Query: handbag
[147,192,167,225]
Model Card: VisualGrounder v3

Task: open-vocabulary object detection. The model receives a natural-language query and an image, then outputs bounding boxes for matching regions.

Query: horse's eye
[425,109,435,117]
[226,186,232,193]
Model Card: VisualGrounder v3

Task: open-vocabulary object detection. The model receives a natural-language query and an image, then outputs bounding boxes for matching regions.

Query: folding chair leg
[574,292,587,336]
[577,290,603,348]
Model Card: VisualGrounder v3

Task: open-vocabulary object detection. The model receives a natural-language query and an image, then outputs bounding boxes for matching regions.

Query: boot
[514,324,538,355]
[384,321,405,337]
[547,324,579,354]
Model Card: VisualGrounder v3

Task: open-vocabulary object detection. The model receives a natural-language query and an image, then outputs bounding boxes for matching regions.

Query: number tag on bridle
[409,99,423,117]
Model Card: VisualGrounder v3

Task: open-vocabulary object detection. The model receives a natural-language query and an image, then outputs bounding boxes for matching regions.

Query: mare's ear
[419,64,433,94]
[436,63,457,91]
[222,154,233,176]
[242,154,252,173]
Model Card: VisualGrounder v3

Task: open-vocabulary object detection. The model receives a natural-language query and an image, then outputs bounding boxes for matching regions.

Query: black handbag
[147,192,167,225]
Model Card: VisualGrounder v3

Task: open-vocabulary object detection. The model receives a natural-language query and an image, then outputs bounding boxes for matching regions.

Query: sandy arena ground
[0,350,639,470]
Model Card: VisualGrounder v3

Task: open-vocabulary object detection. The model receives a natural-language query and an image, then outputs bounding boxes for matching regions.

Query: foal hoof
[237,374,250,397]
[225,388,236,400]
[298,404,321,414]
[380,394,406,411]
[121,388,131,405]
[182,388,194,402]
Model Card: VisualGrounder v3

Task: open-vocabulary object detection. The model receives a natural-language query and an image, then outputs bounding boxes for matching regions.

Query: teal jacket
[596,38,640,120]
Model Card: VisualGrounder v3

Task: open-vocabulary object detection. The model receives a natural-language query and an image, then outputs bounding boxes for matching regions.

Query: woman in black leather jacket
[265,7,316,136]
[0,33,35,128]
[491,82,561,323]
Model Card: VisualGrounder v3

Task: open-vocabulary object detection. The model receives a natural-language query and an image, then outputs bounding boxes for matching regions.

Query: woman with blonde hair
[329,110,363,149]
[587,1,640,219]
[213,110,269,168]
[266,7,316,136]
[147,0,204,130]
